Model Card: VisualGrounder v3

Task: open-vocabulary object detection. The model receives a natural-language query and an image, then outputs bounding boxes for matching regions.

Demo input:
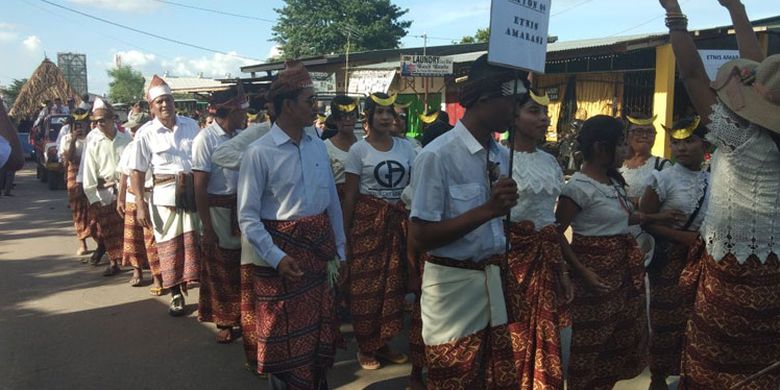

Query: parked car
[17,132,33,160]
[30,114,69,190]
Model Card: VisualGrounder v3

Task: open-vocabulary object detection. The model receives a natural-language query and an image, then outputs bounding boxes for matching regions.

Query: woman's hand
[579,267,612,294]
[558,271,575,305]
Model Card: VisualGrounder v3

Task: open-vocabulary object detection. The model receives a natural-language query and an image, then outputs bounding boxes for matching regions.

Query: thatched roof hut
[9,58,82,120]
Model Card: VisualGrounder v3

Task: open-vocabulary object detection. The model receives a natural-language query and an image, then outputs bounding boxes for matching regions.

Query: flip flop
[169,294,186,317]
[216,328,234,344]
[356,352,381,370]
[102,264,121,277]
[376,350,409,364]
[149,287,165,296]
[129,276,143,287]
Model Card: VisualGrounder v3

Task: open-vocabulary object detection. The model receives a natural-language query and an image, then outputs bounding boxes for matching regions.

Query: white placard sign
[698,50,740,81]
[310,72,336,93]
[400,55,454,77]
[488,0,551,73]
[347,70,396,95]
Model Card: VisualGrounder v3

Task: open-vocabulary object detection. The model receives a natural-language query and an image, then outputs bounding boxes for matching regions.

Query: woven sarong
[679,239,780,390]
[66,159,95,240]
[647,239,694,377]
[568,234,648,390]
[144,222,161,278]
[254,214,343,389]
[422,257,518,390]
[241,264,258,367]
[345,194,406,354]
[94,202,125,263]
[504,222,570,390]
[121,201,150,268]
[152,205,200,289]
[408,251,427,368]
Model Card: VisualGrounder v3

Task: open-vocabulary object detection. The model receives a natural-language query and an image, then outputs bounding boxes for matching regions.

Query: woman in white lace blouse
[504,89,574,390]
[659,0,780,388]
[639,116,709,390]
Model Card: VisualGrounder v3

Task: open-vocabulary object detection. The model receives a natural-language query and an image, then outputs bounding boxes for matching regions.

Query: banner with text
[400,55,454,77]
[488,0,551,72]
[698,50,740,81]
[310,72,337,93]
[347,70,396,95]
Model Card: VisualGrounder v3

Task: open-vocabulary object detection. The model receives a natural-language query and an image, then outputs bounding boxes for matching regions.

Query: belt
[153,174,176,186]
[427,255,503,271]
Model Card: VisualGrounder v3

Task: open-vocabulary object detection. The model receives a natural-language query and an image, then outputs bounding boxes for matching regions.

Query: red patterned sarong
[122,201,150,268]
[408,250,426,368]
[647,239,694,377]
[66,159,95,240]
[155,230,200,289]
[255,214,343,388]
[345,195,406,354]
[144,223,161,278]
[93,202,125,263]
[198,202,241,328]
[504,222,570,390]
[241,264,258,367]
[679,240,780,390]
[568,234,648,390]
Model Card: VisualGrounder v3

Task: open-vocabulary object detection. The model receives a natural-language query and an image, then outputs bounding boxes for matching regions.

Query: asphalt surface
[1,164,675,390]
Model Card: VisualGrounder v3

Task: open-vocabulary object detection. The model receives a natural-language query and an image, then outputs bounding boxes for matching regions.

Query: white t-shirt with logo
[344,137,417,203]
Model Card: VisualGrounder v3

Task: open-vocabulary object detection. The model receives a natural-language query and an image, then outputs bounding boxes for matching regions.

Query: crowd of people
[2,0,778,389]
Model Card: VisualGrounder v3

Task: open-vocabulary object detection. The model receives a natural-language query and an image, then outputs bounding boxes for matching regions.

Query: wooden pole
[504,70,520,259]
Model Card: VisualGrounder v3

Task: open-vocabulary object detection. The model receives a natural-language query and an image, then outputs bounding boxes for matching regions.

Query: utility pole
[345,30,351,93]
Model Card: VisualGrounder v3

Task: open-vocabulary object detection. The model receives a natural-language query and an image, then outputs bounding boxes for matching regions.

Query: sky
[0,0,777,95]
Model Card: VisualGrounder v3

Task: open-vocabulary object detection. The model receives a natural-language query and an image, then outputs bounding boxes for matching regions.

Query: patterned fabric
[121,202,150,268]
[647,239,693,377]
[155,230,200,289]
[240,264,258,366]
[144,222,161,278]
[679,240,780,389]
[504,222,570,390]
[568,234,648,390]
[93,202,125,263]
[66,159,95,240]
[198,244,241,327]
[425,324,517,390]
[254,214,343,389]
[345,194,406,354]
[408,251,427,368]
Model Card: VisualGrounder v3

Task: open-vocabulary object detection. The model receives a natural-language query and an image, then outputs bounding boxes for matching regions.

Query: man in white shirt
[407,54,521,389]
[128,75,201,316]
[237,61,346,389]
[82,98,131,277]
[192,84,247,344]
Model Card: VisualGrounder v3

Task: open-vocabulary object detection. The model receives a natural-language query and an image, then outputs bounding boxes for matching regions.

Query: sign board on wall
[488,0,552,73]
[310,72,336,93]
[698,50,740,81]
[347,70,396,95]
[400,55,454,77]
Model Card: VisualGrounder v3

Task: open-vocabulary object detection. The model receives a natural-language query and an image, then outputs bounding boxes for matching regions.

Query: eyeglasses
[91,118,107,125]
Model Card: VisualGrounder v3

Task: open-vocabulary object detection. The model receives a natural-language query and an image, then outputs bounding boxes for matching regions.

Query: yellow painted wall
[652,44,676,158]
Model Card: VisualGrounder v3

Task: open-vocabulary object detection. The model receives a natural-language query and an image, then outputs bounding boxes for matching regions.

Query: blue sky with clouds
[1,0,777,95]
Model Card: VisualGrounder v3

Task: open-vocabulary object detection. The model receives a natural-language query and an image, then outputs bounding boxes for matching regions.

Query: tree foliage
[272,0,412,59]
[0,79,28,108]
[107,65,145,104]
[459,28,490,44]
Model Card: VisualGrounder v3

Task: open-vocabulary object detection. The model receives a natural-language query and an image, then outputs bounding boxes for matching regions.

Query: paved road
[1,165,674,389]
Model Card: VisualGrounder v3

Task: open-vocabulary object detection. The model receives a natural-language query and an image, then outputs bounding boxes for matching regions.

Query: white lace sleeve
[706,103,756,152]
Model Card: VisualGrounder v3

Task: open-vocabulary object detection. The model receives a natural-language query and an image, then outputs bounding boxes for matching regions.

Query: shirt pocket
[448,183,484,216]
[151,144,176,165]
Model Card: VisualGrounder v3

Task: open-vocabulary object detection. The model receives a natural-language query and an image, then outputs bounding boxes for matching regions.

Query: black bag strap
[682,177,708,231]
[654,156,670,171]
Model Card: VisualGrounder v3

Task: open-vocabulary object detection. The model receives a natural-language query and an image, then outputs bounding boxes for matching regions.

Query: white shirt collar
[270,123,311,146]
[455,120,499,156]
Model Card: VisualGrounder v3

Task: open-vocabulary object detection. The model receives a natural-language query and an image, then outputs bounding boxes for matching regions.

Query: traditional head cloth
[711,54,780,133]
[90,97,113,121]
[459,54,528,108]
[529,90,550,106]
[122,111,151,129]
[208,82,249,113]
[369,93,397,107]
[266,61,313,102]
[664,115,706,140]
[147,75,172,103]
[333,98,357,114]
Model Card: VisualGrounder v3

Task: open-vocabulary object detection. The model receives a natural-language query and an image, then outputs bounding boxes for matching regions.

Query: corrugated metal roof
[142,76,230,93]
[547,33,665,52]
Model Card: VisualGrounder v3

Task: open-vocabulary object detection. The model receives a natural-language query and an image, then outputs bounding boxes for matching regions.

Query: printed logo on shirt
[374,160,406,188]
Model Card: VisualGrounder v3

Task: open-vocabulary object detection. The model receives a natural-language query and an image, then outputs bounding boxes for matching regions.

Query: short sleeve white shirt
[561,172,631,236]
[344,138,416,202]
[192,122,241,195]
[323,139,350,185]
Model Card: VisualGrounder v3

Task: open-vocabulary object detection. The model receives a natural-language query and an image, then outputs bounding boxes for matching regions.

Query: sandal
[149,287,165,296]
[102,264,121,277]
[76,248,90,256]
[89,250,105,266]
[216,328,234,344]
[168,294,186,317]
[244,363,268,379]
[376,348,409,364]
[357,352,381,370]
[129,276,143,287]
